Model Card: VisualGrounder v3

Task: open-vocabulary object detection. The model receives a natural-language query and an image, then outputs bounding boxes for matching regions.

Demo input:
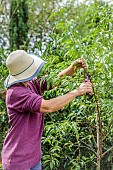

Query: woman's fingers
[73,58,86,69]
[85,82,93,94]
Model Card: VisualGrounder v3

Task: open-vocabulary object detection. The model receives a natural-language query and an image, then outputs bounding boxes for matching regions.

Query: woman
[2,50,93,170]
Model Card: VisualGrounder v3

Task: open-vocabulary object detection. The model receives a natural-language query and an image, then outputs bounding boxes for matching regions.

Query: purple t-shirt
[2,78,48,170]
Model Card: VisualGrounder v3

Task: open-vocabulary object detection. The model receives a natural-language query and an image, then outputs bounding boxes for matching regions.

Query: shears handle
[84,74,91,95]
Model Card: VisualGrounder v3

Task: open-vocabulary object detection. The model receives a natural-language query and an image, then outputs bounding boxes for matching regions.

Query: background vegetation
[0,0,113,169]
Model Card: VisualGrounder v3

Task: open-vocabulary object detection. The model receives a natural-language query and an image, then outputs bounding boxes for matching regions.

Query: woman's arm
[40,80,92,113]
[58,58,86,77]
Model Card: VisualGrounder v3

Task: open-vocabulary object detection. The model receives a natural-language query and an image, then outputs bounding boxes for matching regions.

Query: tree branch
[80,140,97,156]
[101,146,113,158]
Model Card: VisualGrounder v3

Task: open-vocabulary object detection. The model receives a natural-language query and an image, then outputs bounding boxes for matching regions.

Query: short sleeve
[21,92,43,113]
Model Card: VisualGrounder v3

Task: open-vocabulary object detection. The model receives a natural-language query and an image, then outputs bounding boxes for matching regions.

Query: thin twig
[80,140,97,155]
[101,146,113,158]
[80,145,97,155]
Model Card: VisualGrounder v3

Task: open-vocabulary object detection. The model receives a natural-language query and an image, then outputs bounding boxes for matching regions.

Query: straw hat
[4,50,46,88]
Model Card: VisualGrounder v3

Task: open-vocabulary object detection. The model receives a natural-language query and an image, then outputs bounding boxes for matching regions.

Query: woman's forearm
[58,64,75,77]
[40,89,79,113]
[58,59,86,77]
[40,79,93,114]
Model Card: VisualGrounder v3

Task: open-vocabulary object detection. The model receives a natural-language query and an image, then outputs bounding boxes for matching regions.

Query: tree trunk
[96,107,101,170]
[9,0,29,51]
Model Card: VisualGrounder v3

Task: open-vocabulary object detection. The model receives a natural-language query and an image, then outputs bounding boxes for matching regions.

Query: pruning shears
[84,69,93,97]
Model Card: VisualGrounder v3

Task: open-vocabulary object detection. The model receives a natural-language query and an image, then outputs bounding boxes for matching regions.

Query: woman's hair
[0,81,29,101]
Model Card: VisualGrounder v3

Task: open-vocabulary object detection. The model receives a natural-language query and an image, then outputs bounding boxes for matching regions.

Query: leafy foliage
[0,49,9,169]
[40,1,113,169]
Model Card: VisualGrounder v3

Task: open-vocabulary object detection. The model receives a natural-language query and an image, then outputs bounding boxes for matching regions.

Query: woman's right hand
[75,80,93,96]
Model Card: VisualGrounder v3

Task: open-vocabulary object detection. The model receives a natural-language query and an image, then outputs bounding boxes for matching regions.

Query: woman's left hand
[72,58,86,70]
[58,58,86,77]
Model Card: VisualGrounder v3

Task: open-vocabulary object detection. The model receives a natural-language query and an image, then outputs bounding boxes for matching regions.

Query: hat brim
[4,54,46,88]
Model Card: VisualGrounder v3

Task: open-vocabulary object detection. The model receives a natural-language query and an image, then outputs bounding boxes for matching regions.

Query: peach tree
[40,1,113,170]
